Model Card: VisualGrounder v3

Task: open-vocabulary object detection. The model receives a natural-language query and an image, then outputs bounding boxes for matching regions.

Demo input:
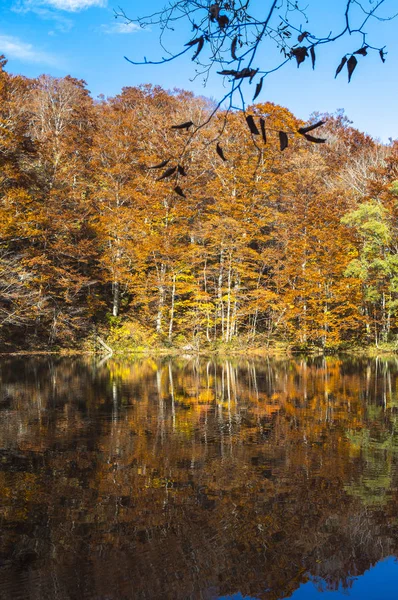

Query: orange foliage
[1,57,398,350]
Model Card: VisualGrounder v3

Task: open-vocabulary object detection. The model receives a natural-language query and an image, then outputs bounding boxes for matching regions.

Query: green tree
[342,201,398,344]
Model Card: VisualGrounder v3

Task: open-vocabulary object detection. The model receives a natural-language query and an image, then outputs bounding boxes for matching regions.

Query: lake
[0,355,398,599]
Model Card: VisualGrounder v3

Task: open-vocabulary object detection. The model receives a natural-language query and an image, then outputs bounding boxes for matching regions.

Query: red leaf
[291,46,308,67]
[231,36,238,60]
[252,77,264,102]
[171,121,194,130]
[174,186,186,198]
[216,143,227,161]
[310,46,316,70]
[279,131,288,151]
[347,55,357,82]
[298,120,325,134]
[259,118,267,144]
[157,166,177,181]
[246,115,260,135]
[303,134,326,143]
[149,159,170,169]
[191,37,204,61]
[335,56,347,78]
[217,15,229,28]
[209,3,220,21]
[184,37,203,47]
[233,68,258,80]
[298,31,310,43]
[354,46,368,56]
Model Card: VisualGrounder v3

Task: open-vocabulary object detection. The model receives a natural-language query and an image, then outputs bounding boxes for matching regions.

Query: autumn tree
[22,75,100,343]
[0,57,44,346]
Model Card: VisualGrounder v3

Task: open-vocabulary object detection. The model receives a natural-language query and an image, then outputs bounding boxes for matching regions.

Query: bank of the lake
[2,340,398,360]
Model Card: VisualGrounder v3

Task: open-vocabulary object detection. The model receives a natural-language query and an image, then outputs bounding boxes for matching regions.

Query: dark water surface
[1,356,398,599]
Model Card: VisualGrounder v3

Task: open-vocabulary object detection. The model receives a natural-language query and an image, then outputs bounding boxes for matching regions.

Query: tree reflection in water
[0,356,398,599]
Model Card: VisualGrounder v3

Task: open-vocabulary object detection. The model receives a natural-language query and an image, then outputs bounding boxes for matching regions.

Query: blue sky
[0,0,397,141]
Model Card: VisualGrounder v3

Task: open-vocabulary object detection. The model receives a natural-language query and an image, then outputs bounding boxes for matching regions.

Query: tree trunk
[217,249,224,341]
[112,281,120,317]
[203,260,212,342]
[225,253,232,342]
[168,273,176,342]
[156,262,167,334]
[230,272,240,340]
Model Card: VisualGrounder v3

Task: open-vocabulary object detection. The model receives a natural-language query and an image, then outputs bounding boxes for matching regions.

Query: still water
[0,356,398,599]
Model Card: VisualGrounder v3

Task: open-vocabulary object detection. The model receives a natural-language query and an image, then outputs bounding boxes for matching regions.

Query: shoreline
[1,345,398,359]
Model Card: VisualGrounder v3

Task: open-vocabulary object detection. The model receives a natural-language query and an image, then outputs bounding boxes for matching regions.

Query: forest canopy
[0,55,398,352]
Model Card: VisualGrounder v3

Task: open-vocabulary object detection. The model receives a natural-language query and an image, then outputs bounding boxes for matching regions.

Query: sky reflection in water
[287,556,398,599]
[220,557,398,599]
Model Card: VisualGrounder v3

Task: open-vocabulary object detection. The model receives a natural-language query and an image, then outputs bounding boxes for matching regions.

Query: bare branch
[117,0,397,154]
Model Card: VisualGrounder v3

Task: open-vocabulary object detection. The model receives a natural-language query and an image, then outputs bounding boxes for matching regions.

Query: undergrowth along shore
[2,339,398,359]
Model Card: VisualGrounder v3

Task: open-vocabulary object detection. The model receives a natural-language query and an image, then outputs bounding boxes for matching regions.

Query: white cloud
[43,0,105,11]
[12,1,73,31]
[28,7,73,31]
[14,0,105,13]
[101,22,140,34]
[0,34,57,64]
